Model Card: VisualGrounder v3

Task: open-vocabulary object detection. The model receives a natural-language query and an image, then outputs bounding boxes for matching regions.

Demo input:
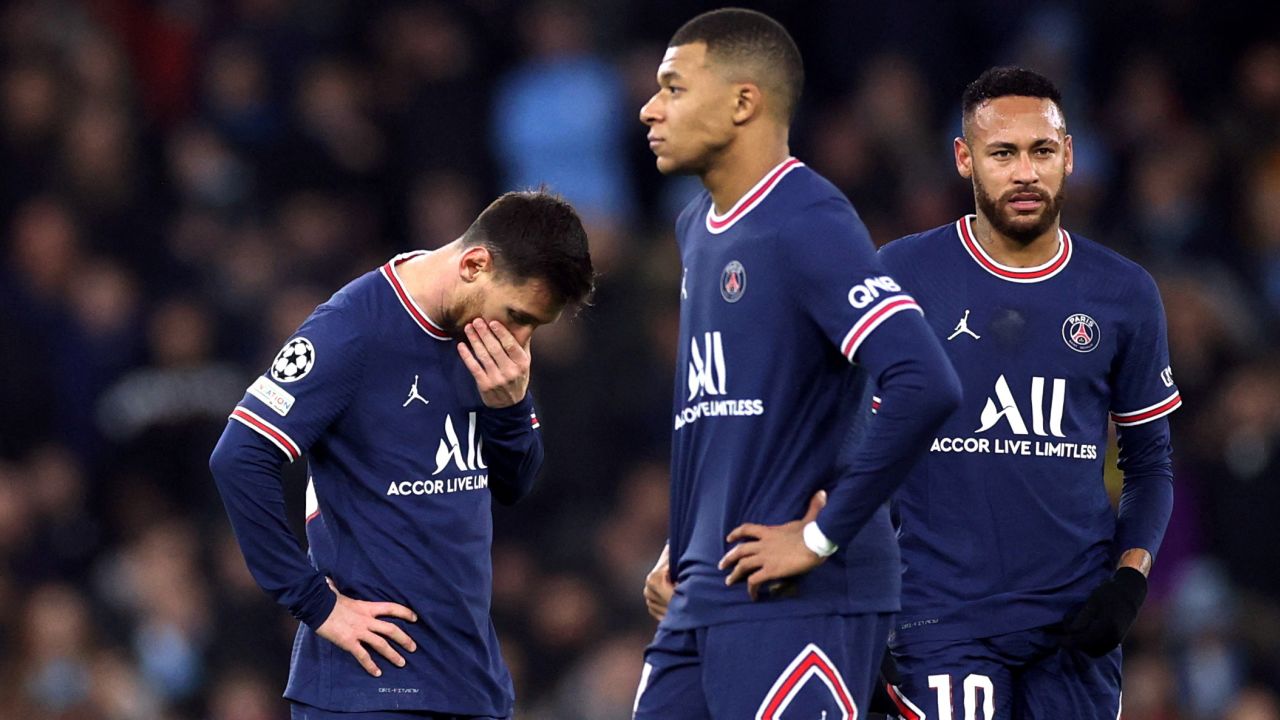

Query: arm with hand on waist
[719,310,961,599]
[209,423,418,677]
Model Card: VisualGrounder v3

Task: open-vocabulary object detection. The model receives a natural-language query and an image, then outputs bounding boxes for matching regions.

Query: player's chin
[654,155,688,176]
[999,206,1058,240]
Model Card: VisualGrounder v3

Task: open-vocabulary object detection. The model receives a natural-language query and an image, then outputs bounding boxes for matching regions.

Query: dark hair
[669,8,804,121]
[962,66,1064,136]
[461,190,594,307]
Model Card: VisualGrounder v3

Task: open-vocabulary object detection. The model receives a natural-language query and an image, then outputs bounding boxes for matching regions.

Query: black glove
[1060,567,1148,657]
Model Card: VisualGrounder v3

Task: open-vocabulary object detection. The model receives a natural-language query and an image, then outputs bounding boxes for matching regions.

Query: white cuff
[803,521,838,558]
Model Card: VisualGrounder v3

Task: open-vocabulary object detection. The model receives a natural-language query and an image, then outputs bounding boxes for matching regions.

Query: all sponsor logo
[1160,366,1174,388]
[687,331,727,401]
[1062,313,1100,353]
[675,331,764,430]
[976,374,1065,437]
[930,374,1098,460]
[434,412,486,475]
[386,412,490,496]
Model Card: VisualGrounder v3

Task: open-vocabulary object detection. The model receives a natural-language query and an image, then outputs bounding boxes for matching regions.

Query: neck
[971,212,1061,267]
[395,244,455,328]
[702,132,791,215]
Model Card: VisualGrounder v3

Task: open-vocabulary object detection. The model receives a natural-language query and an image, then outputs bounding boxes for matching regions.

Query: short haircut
[961,66,1065,137]
[462,190,594,307]
[669,8,804,122]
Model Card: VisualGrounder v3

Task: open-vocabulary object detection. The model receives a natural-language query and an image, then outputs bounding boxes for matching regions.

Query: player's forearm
[1113,418,1174,568]
[209,421,335,628]
[477,395,543,505]
[1114,471,1172,568]
[818,316,962,547]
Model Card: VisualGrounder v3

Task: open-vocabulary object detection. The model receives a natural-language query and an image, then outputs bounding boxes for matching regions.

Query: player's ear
[954,136,973,179]
[1063,134,1074,177]
[731,82,761,125]
[459,245,493,283]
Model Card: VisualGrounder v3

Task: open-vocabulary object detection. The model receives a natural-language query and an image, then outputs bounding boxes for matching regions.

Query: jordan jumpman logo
[947,309,981,340]
[403,375,429,406]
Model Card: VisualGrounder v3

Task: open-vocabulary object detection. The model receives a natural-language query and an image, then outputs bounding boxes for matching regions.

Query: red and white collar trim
[705,157,804,234]
[956,215,1072,284]
[380,251,450,340]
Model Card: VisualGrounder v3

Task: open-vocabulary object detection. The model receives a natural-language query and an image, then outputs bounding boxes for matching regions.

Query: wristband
[803,521,838,558]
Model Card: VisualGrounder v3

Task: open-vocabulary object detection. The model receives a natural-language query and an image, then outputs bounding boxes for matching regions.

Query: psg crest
[271,337,316,382]
[721,260,746,303]
[1061,313,1100,353]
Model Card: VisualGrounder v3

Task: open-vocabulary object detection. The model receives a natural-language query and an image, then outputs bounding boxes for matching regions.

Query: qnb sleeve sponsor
[774,199,923,362]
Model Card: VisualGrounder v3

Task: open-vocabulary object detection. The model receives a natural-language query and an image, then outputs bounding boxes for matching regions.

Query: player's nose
[639,94,661,125]
[511,325,534,347]
[1012,152,1038,182]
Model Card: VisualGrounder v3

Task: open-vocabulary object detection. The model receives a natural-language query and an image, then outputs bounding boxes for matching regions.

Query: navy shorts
[634,613,893,719]
[887,626,1121,720]
[290,703,506,720]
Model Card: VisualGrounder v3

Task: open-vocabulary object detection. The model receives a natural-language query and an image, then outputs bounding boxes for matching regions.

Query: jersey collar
[956,214,1072,283]
[705,157,805,235]
[380,252,451,340]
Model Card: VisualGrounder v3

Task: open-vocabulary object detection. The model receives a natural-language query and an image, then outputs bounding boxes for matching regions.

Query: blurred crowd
[0,0,1277,718]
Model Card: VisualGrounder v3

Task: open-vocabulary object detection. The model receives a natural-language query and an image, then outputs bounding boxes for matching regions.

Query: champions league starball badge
[1062,313,1100,353]
[271,337,316,382]
[721,260,746,303]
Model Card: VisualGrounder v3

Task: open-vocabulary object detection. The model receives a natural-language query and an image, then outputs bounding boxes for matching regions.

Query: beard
[973,173,1067,245]
[437,286,479,337]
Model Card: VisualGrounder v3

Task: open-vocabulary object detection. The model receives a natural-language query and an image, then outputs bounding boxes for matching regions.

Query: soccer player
[634,9,961,718]
[208,191,593,719]
[878,67,1178,719]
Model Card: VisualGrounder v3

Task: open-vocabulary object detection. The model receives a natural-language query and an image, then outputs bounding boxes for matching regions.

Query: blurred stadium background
[0,0,1278,718]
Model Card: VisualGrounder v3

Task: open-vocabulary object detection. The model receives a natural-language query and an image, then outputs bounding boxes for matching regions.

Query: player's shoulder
[329,265,385,313]
[1067,229,1160,294]
[879,221,957,263]
[304,260,397,336]
[777,165,854,215]
[267,267,383,384]
[770,166,861,236]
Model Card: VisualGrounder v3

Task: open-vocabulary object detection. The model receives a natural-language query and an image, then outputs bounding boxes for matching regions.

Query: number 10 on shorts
[928,674,994,720]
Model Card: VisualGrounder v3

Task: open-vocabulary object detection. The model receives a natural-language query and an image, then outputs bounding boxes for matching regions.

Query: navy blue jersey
[880,217,1180,646]
[216,252,541,716]
[663,159,933,629]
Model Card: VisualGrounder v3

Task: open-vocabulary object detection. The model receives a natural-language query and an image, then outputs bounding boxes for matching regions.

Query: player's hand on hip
[458,319,531,408]
[719,490,827,601]
[643,543,676,621]
[315,580,418,677]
